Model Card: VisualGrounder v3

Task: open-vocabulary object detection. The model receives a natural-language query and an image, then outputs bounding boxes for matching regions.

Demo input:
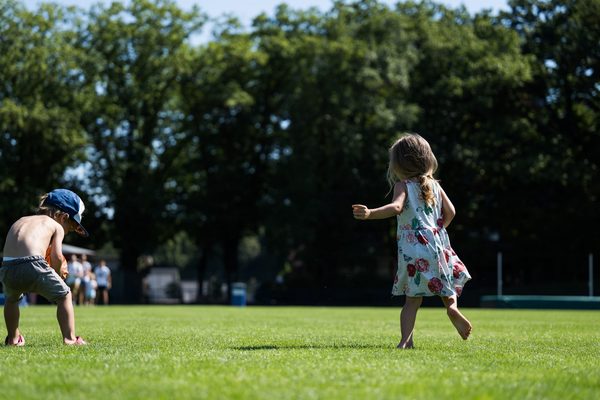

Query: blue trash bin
[231,282,247,307]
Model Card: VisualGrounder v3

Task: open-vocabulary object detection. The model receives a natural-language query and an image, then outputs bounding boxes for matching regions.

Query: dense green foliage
[2,306,599,399]
[0,1,87,230]
[76,0,205,301]
[0,0,598,302]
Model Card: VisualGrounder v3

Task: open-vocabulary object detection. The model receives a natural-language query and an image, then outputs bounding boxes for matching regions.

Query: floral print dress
[391,180,471,297]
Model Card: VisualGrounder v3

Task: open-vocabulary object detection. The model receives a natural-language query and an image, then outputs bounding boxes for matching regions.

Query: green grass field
[2,305,599,399]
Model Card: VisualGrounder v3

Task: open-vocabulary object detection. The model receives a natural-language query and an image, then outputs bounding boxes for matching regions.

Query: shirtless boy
[0,189,89,346]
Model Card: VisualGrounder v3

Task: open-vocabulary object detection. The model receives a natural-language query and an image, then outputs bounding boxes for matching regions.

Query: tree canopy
[1,0,598,303]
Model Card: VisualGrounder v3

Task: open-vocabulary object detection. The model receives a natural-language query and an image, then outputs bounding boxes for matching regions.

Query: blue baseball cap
[43,189,89,237]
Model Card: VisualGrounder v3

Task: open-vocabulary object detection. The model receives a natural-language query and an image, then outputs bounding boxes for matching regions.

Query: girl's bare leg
[398,296,422,349]
[441,295,472,340]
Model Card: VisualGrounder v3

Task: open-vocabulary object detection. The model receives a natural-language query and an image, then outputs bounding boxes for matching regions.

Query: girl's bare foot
[396,340,415,349]
[397,332,415,349]
[447,308,472,340]
[64,336,87,345]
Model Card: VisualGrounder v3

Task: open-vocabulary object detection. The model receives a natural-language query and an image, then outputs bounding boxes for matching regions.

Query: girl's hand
[352,204,371,220]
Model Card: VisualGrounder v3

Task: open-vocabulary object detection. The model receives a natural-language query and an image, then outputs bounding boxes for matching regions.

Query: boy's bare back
[2,215,64,259]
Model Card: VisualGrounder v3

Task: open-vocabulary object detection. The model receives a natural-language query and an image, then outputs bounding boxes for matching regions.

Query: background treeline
[1,0,598,304]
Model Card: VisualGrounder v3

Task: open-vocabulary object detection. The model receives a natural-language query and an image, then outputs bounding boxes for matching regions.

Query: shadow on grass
[232,343,390,351]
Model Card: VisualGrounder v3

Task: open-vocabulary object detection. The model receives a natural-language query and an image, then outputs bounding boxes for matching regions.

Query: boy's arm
[440,187,456,228]
[49,226,68,279]
[353,181,407,220]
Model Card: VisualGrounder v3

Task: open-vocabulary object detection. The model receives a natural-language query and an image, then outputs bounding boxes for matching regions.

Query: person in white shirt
[94,260,112,305]
[80,254,92,274]
[79,254,93,305]
[66,255,84,305]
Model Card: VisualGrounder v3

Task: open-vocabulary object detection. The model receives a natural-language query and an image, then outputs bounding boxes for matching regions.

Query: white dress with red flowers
[391,180,471,297]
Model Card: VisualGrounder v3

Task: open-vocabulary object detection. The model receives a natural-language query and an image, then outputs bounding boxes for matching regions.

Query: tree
[178,22,279,300]
[251,1,420,295]
[0,0,87,239]
[502,0,600,250]
[76,0,204,302]
[395,1,535,268]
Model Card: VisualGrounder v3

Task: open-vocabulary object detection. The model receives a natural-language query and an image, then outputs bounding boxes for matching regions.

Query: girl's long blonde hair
[387,133,438,206]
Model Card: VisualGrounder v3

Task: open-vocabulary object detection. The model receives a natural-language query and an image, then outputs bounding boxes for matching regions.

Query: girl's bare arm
[353,182,407,220]
[440,187,456,228]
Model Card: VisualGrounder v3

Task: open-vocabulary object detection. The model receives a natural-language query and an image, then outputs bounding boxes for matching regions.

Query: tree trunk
[119,246,143,304]
[222,236,239,304]
[195,242,211,303]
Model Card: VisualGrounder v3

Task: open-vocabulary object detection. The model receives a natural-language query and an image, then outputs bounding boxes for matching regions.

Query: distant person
[247,277,259,304]
[94,260,111,305]
[82,269,97,305]
[66,254,84,305]
[0,189,88,345]
[80,254,92,274]
[79,254,92,305]
[353,133,472,349]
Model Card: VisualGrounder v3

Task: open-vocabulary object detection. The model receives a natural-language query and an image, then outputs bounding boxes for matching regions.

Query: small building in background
[144,267,181,304]
[62,244,96,258]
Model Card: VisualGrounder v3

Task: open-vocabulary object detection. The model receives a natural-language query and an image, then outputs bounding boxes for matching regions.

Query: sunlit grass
[2,306,599,399]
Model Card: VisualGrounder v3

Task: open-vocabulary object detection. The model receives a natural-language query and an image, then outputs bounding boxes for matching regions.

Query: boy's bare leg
[56,292,77,343]
[4,298,22,344]
[398,296,422,349]
[442,295,472,340]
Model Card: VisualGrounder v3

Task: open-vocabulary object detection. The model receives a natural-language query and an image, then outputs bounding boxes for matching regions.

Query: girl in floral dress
[352,133,472,348]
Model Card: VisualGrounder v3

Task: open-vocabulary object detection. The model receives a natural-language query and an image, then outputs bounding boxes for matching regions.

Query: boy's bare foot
[447,308,472,340]
[64,336,87,345]
[4,335,25,347]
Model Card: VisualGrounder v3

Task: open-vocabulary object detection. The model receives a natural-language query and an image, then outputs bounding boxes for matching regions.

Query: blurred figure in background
[79,254,92,305]
[94,260,111,305]
[66,254,83,305]
[82,269,97,305]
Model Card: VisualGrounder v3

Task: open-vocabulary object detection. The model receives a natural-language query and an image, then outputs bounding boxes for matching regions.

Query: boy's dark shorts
[0,256,70,303]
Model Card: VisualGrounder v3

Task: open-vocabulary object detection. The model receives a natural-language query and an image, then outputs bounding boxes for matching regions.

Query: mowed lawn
[2,305,599,399]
